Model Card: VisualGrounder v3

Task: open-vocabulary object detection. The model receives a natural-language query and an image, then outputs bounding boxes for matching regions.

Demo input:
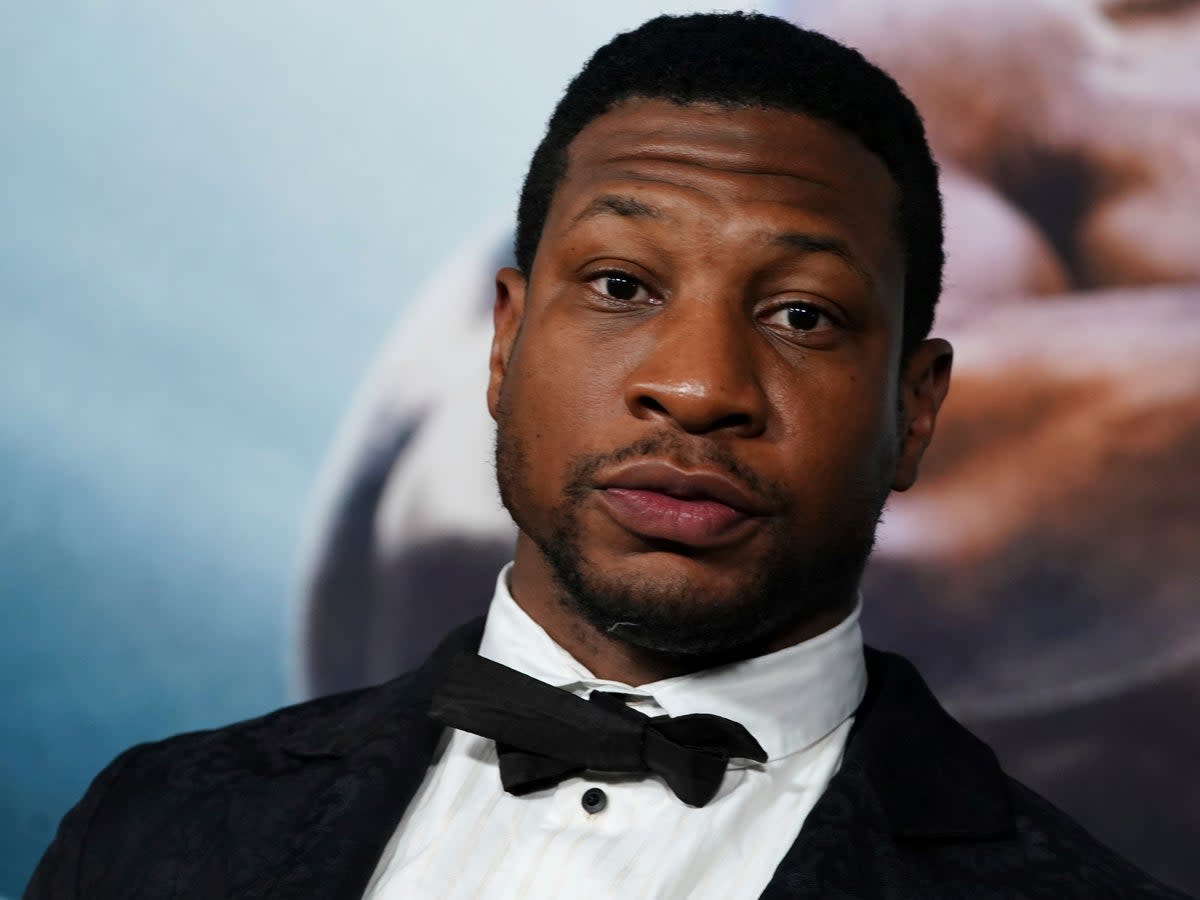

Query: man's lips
[594,460,768,548]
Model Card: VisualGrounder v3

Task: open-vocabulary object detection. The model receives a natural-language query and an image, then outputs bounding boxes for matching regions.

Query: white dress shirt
[364,565,867,900]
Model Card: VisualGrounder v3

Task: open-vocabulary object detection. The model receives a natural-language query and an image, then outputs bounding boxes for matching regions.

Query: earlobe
[487,267,528,420]
[892,338,953,491]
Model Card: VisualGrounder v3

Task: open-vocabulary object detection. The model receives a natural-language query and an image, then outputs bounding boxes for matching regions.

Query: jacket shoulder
[1004,775,1192,899]
[845,649,1192,899]
[25,618,481,898]
[24,673,431,899]
[98,673,422,786]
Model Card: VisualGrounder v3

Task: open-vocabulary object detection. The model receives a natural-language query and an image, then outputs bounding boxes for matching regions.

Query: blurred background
[3,1,1198,895]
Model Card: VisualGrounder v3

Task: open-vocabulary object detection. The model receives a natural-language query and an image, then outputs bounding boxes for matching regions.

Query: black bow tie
[429,651,767,807]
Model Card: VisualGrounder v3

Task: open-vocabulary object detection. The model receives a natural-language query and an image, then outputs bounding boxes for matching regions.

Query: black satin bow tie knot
[429,651,767,807]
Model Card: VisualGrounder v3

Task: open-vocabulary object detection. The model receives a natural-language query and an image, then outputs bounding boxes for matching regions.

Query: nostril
[630,390,763,436]
[638,395,669,416]
[712,411,754,433]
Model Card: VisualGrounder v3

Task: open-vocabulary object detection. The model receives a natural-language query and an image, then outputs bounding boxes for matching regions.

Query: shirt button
[581,787,607,814]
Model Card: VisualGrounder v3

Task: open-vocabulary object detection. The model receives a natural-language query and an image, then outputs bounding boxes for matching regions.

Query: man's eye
[763,303,831,332]
[589,273,650,304]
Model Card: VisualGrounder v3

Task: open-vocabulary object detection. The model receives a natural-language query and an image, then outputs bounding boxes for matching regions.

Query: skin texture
[486,99,952,685]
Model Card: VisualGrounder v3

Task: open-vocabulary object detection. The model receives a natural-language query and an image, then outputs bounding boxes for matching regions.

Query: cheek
[769,363,898,496]
[501,318,630,485]
[515,311,634,427]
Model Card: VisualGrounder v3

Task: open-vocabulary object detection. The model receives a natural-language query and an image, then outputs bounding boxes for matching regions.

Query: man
[27,12,1189,899]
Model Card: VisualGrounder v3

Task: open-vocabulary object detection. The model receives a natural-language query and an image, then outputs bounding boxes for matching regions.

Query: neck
[507,534,857,685]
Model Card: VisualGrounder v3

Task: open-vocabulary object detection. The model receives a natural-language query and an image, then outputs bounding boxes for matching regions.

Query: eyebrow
[570,194,669,227]
[772,232,874,290]
[567,197,875,289]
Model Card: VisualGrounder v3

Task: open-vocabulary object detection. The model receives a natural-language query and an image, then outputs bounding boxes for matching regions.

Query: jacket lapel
[239,618,486,899]
[760,648,1019,899]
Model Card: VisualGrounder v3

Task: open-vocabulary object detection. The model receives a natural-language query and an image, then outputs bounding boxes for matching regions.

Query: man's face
[489,99,949,655]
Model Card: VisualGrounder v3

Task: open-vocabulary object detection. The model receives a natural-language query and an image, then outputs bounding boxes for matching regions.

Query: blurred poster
[300,0,1200,892]
[3,0,1197,896]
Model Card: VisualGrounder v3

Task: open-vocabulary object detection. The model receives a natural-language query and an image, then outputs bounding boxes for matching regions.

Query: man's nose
[623,300,768,438]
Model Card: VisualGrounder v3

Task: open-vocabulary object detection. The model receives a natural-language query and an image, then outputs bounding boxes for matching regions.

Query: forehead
[547,98,903,286]
[566,98,893,184]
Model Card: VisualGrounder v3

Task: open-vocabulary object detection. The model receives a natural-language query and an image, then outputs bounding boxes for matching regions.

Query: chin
[591,543,763,600]
[547,547,798,656]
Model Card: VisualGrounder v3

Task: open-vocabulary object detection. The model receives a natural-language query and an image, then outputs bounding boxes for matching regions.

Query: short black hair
[514,11,943,354]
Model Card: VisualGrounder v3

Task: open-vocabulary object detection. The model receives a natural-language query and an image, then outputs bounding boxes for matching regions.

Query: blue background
[0,2,708,892]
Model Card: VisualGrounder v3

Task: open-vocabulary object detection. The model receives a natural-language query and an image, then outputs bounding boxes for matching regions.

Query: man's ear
[487,267,528,420]
[892,337,953,491]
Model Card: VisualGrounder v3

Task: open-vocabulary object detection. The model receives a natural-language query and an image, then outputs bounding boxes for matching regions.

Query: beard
[495,401,892,658]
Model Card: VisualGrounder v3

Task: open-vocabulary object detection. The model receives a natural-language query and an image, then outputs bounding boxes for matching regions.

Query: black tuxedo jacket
[27,619,1190,899]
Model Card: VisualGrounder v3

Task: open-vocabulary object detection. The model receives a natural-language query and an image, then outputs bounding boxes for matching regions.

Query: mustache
[562,433,777,504]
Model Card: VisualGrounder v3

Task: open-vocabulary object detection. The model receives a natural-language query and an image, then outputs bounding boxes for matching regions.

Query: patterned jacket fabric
[26,619,1193,899]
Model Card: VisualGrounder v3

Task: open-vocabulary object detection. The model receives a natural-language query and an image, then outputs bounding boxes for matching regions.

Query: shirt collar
[478,563,867,761]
